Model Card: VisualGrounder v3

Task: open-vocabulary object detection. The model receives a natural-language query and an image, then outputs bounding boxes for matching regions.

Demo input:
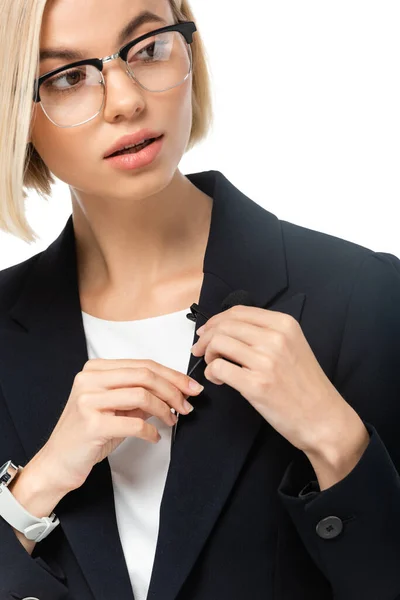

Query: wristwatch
[0,460,60,542]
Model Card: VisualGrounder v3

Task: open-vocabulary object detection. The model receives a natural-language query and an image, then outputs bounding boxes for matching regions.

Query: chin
[107,162,179,200]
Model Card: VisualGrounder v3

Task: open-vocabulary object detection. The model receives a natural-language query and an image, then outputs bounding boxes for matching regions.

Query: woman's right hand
[34,358,204,494]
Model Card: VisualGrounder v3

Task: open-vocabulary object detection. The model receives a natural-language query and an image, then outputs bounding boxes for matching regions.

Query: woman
[0,1,399,599]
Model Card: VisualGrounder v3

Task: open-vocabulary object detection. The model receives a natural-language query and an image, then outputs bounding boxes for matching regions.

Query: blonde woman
[0,1,400,599]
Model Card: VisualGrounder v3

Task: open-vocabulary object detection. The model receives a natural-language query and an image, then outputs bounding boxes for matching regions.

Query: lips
[103,129,164,159]
[108,137,159,158]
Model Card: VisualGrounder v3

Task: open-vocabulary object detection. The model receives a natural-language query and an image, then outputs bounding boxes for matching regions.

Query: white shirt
[81,307,196,600]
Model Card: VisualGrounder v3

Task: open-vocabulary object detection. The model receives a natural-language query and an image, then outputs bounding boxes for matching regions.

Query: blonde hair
[0,0,213,243]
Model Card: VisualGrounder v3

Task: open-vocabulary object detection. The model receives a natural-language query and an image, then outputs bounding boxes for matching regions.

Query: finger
[192,321,264,356]
[205,358,251,397]
[85,367,196,415]
[193,322,290,367]
[82,358,204,397]
[115,408,151,421]
[87,388,178,427]
[202,334,257,371]
[198,306,298,336]
[100,414,161,444]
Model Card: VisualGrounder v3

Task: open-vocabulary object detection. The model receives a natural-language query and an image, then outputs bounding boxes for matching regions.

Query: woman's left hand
[191,306,370,486]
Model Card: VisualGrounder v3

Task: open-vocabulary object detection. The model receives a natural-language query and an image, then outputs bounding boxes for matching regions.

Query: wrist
[305,409,370,491]
[8,452,70,518]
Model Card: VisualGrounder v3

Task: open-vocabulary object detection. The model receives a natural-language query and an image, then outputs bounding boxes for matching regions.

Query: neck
[71,169,213,298]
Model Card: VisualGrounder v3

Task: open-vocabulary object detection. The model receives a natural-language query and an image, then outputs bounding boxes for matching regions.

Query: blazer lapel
[0,170,306,600]
[0,222,136,600]
[146,172,306,600]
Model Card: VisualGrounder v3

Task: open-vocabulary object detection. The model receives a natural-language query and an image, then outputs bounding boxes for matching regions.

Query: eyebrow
[39,10,167,62]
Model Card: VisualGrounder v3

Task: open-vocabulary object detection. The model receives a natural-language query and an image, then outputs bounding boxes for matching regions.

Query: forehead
[40,0,174,52]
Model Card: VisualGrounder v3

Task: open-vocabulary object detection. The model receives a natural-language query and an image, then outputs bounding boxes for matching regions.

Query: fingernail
[189,380,204,392]
[183,400,195,413]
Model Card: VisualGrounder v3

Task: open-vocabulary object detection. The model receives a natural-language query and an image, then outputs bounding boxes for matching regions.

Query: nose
[102,58,146,123]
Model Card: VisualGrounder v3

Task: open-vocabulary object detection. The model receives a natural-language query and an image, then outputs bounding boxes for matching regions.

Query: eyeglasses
[32,21,196,129]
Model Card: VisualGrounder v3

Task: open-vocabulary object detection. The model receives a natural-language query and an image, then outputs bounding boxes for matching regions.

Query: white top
[81,307,196,600]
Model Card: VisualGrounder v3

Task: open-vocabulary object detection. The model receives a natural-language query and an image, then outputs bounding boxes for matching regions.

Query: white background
[1,0,400,270]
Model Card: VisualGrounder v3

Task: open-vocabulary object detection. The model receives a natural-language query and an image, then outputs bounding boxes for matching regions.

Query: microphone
[186,290,255,325]
[186,290,256,377]
[171,290,256,449]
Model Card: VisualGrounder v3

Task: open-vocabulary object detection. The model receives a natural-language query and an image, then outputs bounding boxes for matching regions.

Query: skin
[29,0,213,320]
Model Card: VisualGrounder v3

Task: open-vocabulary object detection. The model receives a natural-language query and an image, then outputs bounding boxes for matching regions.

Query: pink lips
[103,135,164,171]
[103,129,164,159]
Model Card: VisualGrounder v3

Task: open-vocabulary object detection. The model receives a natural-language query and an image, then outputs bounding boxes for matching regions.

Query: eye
[43,68,87,93]
[128,37,170,64]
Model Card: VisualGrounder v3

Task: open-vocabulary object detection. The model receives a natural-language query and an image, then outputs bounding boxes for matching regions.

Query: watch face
[0,461,13,484]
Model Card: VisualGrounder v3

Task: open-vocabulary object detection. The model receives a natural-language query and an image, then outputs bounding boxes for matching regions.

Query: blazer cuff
[0,514,68,600]
[278,423,400,600]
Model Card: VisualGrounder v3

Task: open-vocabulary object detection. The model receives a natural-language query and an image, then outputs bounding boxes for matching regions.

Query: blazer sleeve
[277,252,400,600]
[0,384,69,600]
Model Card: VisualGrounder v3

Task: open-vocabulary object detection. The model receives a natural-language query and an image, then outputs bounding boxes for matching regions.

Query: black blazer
[1,170,400,600]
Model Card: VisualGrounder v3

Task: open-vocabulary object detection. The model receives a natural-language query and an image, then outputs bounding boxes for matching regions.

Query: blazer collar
[1,170,304,600]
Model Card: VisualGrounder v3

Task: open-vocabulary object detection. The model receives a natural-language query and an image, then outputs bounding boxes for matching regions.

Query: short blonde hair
[0,0,213,243]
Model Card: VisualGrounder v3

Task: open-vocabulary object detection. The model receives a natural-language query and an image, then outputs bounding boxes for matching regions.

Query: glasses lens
[126,30,192,92]
[39,64,104,127]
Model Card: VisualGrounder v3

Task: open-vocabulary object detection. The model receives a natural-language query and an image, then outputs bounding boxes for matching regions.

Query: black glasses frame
[33,21,197,103]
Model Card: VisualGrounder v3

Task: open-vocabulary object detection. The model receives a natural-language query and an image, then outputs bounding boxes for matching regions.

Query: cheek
[157,79,193,157]
[30,108,87,184]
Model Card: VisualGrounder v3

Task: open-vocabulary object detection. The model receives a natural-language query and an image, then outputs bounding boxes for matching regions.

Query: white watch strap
[0,484,60,542]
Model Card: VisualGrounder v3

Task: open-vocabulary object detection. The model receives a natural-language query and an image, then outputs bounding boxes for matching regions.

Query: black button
[316,516,343,539]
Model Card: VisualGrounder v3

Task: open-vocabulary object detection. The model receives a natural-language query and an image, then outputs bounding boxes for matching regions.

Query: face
[30,0,193,202]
